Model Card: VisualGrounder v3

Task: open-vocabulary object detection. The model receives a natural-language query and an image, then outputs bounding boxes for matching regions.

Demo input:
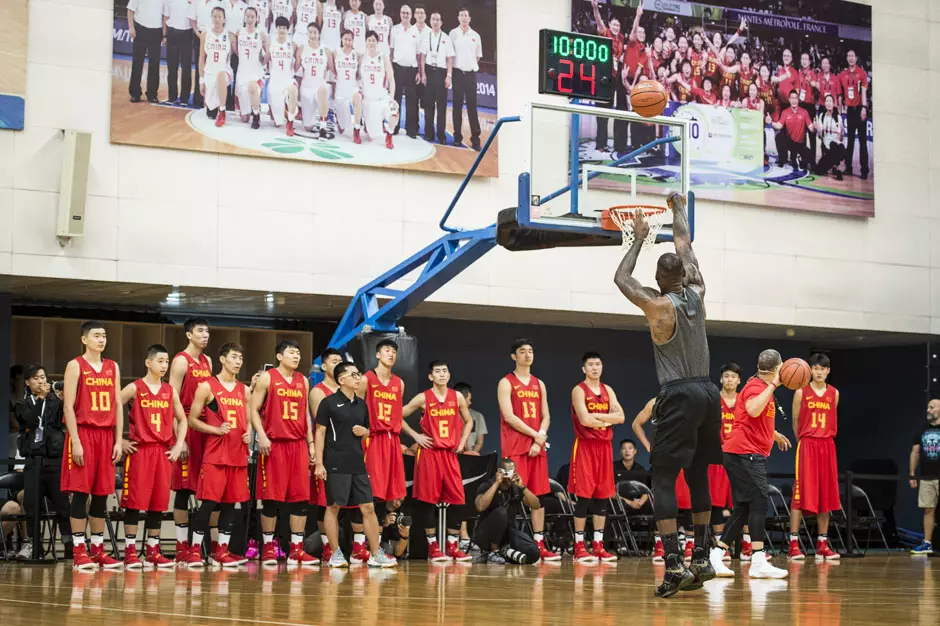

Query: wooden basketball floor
[0,555,935,625]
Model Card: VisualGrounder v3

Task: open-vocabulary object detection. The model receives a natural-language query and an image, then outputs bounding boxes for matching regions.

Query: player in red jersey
[788,353,841,562]
[402,360,473,562]
[61,321,124,571]
[308,348,344,563]
[250,339,318,568]
[666,60,694,104]
[814,57,842,112]
[691,77,717,106]
[119,344,188,570]
[590,0,625,153]
[713,350,790,580]
[708,363,740,572]
[569,352,624,564]
[497,338,559,562]
[188,343,252,569]
[688,32,707,88]
[796,52,819,167]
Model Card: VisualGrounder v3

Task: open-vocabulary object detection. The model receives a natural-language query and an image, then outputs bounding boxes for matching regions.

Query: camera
[502,468,515,481]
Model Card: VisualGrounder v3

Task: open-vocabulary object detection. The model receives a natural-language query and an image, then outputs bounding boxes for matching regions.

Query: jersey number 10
[90,391,111,412]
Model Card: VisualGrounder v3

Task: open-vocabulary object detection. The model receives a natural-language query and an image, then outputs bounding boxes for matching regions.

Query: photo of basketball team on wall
[573,0,873,217]
[110,0,498,176]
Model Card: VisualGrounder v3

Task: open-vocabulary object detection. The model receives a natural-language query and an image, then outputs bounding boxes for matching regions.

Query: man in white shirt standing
[128,0,165,103]
[420,10,453,144]
[390,4,419,138]
[190,0,224,108]
[412,5,430,135]
[163,0,194,106]
[449,7,482,150]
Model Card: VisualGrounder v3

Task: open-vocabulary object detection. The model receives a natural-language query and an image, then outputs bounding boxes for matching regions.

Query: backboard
[517,101,693,244]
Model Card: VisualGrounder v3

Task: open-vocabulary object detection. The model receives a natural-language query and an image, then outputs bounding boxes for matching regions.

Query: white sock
[593,530,604,543]
[125,534,137,550]
[219,532,231,546]
[447,533,459,545]
[574,531,584,544]
[263,532,275,545]
[789,533,798,541]
[744,534,752,543]
[291,533,304,545]
[817,534,827,543]
[176,525,189,543]
[533,532,544,542]
[192,531,205,547]
[427,534,437,545]
[654,535,662,544]
[354,533,365,545]
[90,534,104,547]
[146,537,159,548]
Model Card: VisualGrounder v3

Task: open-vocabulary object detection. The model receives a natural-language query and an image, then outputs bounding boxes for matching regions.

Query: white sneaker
[16,541,33,560]
[328,548,349,568]
[367,551,397,568]
[748,551,788,579]
[710,547,735,578]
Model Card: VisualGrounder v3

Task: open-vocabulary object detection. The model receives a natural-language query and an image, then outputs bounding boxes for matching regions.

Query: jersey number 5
[282,401,299,421]
[90,391,111,412]
[226,410,238,429]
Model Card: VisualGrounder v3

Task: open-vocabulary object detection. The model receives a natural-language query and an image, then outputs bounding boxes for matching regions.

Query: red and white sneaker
[72,543,98,572]
[322,543,333,564]
[124,548,144,571]
[651,539,665,564]
[286,120,295,137]
[90,543,124,570]
[683,542,693,563]
[215,110,226,128]
[175,541,191,566]
[592,541,617,563]
[183,549,205,569]
[145,545,175,570]
[353,128,362,144]
[446,541,472,562]
[741,540,753,561]
[815,539,840,561]
[788,539,805,561]
[261,542,279,567]
[573,541,596,563]
[213,548,243,569]
[350,541,370,564]
[537,539,562,562]
[722,549,732,562]
[427,541,451,563]
[287,543,320,568]
[385,133,394,150]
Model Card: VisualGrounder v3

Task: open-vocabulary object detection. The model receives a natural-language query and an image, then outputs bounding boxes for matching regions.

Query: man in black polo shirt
[614,438,652,513]
[474,458,542,564]
[314,362,396,569]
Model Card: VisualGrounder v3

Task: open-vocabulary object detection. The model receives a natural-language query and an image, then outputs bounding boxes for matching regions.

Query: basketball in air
[630,81,668,118]
[779,358,811,391]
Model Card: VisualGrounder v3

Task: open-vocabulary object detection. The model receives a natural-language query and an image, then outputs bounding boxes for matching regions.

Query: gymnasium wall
[1,0,939,337]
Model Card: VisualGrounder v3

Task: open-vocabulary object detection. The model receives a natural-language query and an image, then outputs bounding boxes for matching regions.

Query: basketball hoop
[601,205,670,248]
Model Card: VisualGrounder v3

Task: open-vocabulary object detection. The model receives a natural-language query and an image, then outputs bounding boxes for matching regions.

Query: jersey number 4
[150,412,163,433]
[90,391,111,412]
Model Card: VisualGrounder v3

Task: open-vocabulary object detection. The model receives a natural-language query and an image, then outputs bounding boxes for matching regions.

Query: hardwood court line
[0,596,318,626]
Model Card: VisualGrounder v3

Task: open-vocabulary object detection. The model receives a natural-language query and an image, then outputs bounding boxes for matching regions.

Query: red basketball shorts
[365,432,406,502]
[413,448,465,505]
[309,467,327,507]
[568,439,615,499]
[61,426,116,497]
[792,437,841,514]
[508,452,550,497]
[121,443,172,511]
[708,463,733,509]
[676,469,692,510]
[172,429,205,493]
[257,439,310,503]
[197,463,250,504]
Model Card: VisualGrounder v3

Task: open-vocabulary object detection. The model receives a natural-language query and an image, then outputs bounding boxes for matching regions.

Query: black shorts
[722,452,769,504]
[325,472,373,507]
[649,377,721,470]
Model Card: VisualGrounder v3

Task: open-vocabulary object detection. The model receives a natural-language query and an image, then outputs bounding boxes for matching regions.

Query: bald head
[655,253,684,294]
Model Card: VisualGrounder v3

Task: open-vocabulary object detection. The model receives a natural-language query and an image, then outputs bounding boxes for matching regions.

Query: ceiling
[0,275,931,348]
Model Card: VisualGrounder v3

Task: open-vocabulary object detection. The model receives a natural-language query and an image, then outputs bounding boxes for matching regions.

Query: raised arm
[628,5,643,43]
[591,0,606,36]
[632,397,656,453]
[613,210,665,313]
[668,192,705,298]
[791,388,802,439]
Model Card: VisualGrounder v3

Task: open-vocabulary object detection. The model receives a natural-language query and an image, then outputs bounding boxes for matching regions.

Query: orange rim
[601,205,667,232]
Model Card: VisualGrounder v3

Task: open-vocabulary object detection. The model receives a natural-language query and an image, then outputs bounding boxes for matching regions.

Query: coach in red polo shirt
[712,350,789,580]
[839,49,869,179]
[591,0,625,154]
[772,90,812,170]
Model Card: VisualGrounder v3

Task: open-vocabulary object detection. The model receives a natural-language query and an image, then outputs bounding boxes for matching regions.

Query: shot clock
[538,29,614,103]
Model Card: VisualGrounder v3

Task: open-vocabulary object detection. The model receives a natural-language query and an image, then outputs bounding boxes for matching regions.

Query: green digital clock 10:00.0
[538,29,614,103]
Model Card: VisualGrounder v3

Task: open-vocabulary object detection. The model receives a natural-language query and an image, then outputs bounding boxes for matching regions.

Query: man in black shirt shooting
[474,457,542,564]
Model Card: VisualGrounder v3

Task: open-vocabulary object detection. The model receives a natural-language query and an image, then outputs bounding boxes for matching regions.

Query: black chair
[0,471,59,561]
[617,480,655,555]
[545,479,575,553]
[835,483,889,553]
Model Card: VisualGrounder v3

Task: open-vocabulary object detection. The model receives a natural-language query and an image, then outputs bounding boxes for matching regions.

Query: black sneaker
[834,171,844,181]
[147,95,159,104]
[207,107,218,120]
[319,126,334,140]
[685,555,716,591]
[655,564,696,598]
[860,172,868,180]
[130,95,141,103]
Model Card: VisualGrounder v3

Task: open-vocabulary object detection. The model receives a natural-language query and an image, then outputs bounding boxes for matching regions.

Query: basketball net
[603,205,670,249]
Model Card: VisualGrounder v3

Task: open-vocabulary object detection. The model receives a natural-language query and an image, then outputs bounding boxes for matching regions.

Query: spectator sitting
[1,493,28,560]
[473,458,541,564]
[614,439,652,514]
[9,365,24,459]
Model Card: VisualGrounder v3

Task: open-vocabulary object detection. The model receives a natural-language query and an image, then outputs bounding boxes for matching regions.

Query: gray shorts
[326,472,373,507]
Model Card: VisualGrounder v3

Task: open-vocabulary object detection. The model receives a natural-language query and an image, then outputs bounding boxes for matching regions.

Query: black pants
[452,69,480,147]
[814,142,846,175]
[720,452,769,545]
[23,457,71,546]
[799,103,818,166]
[424,67,448,142]
[845,105,869,176]
[612,75,629,154]
[129,22,162,100]
[226,53,239,111]
[192,32,204,108]
[473,507,539,562]
[393,64,419,137]
[594,75,614,151]
[165,27,193,103]
[775,132,810,170]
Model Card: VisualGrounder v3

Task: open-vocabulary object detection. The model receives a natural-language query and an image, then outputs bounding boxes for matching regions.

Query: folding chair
[0,471,60,561]
[545,479,575,553]
[617,480,655,555]
[837,483,889,553]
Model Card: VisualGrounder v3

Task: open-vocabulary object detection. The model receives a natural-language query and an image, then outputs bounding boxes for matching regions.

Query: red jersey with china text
[129,379,175,445]
[177,351,212,411]
[202,378,249,467]
[720,394,736,443]
[74,356,118,428]
[314,382,335,398]
[689,50,706,84]
[738,66,757,99]
[571,382,613,441]
[364,370,403,435]
[421,388,462,450]
[262,368,308,440]
[501,373,544,457]
[816,72,841,106]
[797,384,838,439]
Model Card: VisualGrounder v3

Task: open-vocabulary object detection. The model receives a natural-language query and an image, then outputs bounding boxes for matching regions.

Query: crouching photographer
[473,458,541,564]
[14,364,71,558]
